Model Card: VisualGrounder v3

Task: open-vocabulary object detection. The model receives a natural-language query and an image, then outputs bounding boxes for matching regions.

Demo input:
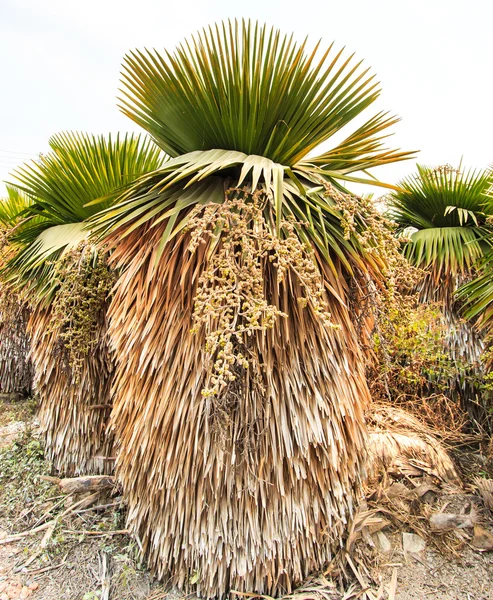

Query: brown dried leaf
[471,525,493,552]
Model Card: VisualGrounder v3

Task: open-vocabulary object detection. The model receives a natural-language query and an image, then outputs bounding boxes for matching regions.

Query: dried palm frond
[473,476,493,511]
[28,307,114,476]
[0,188,35,396]
[0,291,33,396]
[107,224,369,598]
[366,404,460,483]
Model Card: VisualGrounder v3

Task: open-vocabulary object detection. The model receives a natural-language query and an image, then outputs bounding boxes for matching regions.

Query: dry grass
[27,307,114,476]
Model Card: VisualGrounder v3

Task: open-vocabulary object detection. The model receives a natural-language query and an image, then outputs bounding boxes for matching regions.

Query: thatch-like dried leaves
[0,295,33,395]
[473,476,493,511]
[107,225,371,597]
[28,308,114,475]
[367,405,460,483]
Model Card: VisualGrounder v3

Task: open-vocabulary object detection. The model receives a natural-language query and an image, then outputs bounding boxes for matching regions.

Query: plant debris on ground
[1,398,492,599]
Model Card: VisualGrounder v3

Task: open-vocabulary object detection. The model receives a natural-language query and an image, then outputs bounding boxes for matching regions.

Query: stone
[402,532,426,555]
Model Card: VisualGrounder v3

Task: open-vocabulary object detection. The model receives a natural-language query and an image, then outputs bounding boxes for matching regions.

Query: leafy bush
[368,298,473,435]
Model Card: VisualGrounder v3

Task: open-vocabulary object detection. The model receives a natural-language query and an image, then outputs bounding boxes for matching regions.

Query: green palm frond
[4,132,165,302]
[457,171,493,325]
[458,246,493,324]
[387,164,492,280]
[120,20,414,174]
[11,131,165,224]
[0,185,33,229]
[94,20,415,275]
[405,226,485,278]
[92,149,382,277]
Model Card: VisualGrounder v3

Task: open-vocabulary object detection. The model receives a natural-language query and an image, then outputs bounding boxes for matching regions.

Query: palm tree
[456,172,493,324]
[5,132,164,475]
[0,186,34,397]
[92,20,414,597]
[459,249,493,328]
[387,163,492,421]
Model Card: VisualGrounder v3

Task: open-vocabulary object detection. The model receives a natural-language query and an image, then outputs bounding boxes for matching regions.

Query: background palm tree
[387,163,492,422]
[0,186,34,397]
[456,171,493,325]
[93,20,414,597]
[5,132,164,474]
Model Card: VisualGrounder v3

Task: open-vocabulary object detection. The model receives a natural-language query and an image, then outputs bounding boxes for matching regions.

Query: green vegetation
[0,429,54,517]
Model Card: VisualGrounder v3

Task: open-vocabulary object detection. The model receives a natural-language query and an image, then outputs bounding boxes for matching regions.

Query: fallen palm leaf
[367,404,460,483]
[471,525,493,551]
[473,476,493,510]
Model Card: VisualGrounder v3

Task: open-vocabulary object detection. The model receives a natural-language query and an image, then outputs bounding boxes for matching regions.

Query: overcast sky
[0,0,491,197]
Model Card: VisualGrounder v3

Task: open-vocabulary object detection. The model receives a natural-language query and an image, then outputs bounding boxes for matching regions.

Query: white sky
[0,0,491,197]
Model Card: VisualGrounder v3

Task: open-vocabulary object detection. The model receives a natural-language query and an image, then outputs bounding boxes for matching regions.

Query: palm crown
[5,131,164,302]
[95,19,414,274]
[387,164,492,298]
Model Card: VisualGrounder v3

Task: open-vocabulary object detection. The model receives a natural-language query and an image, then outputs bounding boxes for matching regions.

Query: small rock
[0,532,7,541]
[402,532,426,555]
[430,512,475,531]
[387,483,409,499]
[19,587,32,599]
[28,584,38,591]
[374,531,392,553]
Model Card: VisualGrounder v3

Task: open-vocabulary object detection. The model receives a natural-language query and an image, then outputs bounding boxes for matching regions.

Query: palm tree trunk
[108,224,369,597]
[28,307,114,475]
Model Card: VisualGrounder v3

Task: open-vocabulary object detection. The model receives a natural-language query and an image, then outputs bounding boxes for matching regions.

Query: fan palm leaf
[459,249,493,325]
[457,174,493,327]
[388,164,492,295]
[119,20,412,169]
[92,19,415,597]
[7,131,164,303]
[4,132,165,474]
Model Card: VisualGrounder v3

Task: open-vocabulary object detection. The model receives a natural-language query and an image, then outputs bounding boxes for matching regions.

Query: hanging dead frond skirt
[108,227,370,598]
[418,276,487,427]
[28,308,114,475]
[0,302,33,396]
